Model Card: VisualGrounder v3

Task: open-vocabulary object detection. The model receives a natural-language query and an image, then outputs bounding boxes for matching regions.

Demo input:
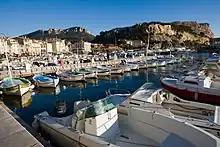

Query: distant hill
[20,27,95,43]
[93,21,214,49]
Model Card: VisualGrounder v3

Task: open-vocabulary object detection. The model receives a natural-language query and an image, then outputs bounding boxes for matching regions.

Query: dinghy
[87,67,111,76]
[58,71,85,82]
[33,74,59,88]
[0,77,32,96]
[74,69,97,79]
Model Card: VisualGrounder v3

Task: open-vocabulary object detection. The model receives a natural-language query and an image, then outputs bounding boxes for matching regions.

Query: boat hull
[130,65,139,70]
[161,81,220,105]
[2,85,30,96]
[59,75,85,82]
[85,73,97,79]
[97,71,111,76]
[110,69,124,74]
[147,63,157,68]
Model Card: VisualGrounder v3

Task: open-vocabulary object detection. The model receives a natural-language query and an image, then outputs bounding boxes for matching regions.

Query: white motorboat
[124,83,220,138]
[33,74,59,88]
[161,75,220,105]
[33,95,220,147]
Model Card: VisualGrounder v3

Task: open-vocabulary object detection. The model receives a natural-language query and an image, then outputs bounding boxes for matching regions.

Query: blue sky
[0,0,219,37]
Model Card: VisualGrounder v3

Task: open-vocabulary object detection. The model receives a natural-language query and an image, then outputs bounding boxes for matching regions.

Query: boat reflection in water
[36,85,61,95]
[110,75,124,81]
[131,71,139,76]
[86,79,99,86]
[59,81,86,89]
[98,76,111,81]
[123,72,131,77]
[2,91,33,108]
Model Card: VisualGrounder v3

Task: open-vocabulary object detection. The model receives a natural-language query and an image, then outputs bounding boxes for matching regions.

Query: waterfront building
[71,41,92,53]
[120,39,144,48]
[7,38,20,55]
[30,40,41,55]
[0,37,9,54]
[132,40,144,47]
[48,39,67,54]
[46,42,53,53]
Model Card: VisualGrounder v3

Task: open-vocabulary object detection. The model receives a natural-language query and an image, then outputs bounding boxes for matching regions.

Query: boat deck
[115,114,159,147]
[0,102,44,147]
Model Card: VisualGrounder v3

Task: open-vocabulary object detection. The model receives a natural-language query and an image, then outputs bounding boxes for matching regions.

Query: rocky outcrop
[20,27,94,43]
[172,21,214,38]
[93,21,213,48]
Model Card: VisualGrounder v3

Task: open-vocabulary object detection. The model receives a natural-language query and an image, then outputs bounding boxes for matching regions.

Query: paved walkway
[0,102,44,147]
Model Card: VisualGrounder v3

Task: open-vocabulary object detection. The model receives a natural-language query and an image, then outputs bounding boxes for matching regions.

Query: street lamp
[0,33,12,77]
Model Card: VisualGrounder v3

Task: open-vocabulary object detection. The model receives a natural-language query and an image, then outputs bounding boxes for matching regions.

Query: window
[184,80,198,85]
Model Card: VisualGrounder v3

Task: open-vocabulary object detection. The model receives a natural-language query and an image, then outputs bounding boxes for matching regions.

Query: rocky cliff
[20,27,95,43]
[93,21,214,48]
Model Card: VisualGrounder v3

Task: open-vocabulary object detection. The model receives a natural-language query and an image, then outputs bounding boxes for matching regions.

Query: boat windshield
[76,97,116,119]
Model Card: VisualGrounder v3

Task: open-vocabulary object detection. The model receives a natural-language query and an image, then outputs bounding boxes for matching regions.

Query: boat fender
[194,92,198,100]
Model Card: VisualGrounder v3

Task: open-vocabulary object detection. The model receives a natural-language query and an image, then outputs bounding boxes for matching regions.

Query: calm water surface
[2,63,194,125]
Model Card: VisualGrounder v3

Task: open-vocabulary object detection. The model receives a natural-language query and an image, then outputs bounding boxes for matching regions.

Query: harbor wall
[0,101,49,147]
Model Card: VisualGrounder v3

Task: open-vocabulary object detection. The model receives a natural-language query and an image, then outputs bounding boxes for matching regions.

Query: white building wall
[0,38,9,54]
[46,43,53,53]
[84,42,91,52]
[71,41,91,53]
[7,39,20,55]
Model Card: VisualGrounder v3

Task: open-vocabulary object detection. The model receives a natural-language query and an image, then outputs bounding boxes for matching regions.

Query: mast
[1,33,12,78]
[146,31,150,60]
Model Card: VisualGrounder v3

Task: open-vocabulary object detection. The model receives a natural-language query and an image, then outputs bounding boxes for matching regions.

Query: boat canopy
[1,78,30,88]
[76,96,116,120]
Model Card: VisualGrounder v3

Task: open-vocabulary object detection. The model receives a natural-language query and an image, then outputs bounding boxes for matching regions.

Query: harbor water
[1,52,211,125]
[2,66,177,125]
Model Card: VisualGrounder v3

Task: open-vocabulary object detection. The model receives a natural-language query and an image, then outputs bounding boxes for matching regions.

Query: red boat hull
[161,81,220,106]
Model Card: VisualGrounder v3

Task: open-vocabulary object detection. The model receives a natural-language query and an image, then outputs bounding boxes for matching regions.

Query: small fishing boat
[161,75,220,105]
[87,67,111,76]
[118,64,131,72]
[131,61,147,69]
[120,60,139,70]
[74,69,97,79]
[147,60,157,68]
[58,71,85,82]
[0,77,32,96]
[156,59,166,67]
[33,74,59,88]
[55,99,67,115]
[98,65,124,74]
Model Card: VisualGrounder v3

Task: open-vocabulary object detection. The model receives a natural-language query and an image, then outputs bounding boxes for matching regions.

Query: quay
[0,56,147,79]
[0,101,50,147]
